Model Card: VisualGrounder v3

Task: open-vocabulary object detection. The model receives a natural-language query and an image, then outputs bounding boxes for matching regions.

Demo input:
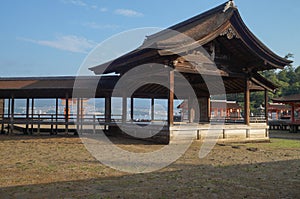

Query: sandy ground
[0,132,299,198]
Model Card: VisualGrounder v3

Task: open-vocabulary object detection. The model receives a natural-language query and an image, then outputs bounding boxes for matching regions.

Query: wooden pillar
[291,103,295,123]
[93,115,96,134]
[188,97,195,123]
[65,94,69,134]
[25,98,30,134]
[187,98,191,122]
[55,98,58,134]
[130,97,134,121]
[80,98,83,132]
[244,79,250,125]
[207,97,211,122]
[168,70,174,126]
[197,98,201,122]
[0,99,3,118]
[76,98,80,132]
[37,114,41,135]
[7,99,11,117]
[50,114,54,135]
[197,98,202,123]
[198,97,209,122]
[31,98,34,134]
[74,98,80,135]
[264,89,269,123]
[10,97,15,134]
[7,98,11,134]
[105,96,111,124]
[151,98,155,121]
[122,96,127,124]
[1,99,4,133]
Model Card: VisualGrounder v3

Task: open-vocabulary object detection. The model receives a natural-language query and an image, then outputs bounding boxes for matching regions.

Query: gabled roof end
[223,0,237,13]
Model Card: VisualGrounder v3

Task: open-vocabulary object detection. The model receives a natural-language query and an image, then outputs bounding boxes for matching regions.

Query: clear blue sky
[0,0,299,77]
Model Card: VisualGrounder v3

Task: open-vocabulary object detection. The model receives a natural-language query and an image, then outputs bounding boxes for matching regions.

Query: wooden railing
[211,116,267,124]
[0,113,124,134]
[249,116,267,123]
[0,113,269,135]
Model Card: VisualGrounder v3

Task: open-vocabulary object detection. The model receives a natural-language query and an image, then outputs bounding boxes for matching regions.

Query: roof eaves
[229,11,292,69]
[250,73,278,92]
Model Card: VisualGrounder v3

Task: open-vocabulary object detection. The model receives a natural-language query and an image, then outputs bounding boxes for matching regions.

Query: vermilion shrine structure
[272,94,300,133]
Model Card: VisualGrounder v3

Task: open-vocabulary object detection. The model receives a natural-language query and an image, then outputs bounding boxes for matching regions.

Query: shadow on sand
[0,159,299,198]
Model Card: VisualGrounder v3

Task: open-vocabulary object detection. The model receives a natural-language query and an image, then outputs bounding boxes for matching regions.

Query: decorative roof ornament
[220,26,240,39]
[223,0,237,12]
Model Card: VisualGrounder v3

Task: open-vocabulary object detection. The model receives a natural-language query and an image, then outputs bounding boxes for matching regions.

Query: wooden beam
[244,78,250,125]
[168,70,174,126]
[174,64,229,76]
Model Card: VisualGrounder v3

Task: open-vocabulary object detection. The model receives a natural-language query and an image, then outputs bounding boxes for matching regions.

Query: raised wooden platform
[1,115,270,144]
[171,123,269,142]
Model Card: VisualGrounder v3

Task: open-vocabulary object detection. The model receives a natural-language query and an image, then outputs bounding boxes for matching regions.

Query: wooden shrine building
[268,103,291,120]
[0,1,292,143]
[177,100,242,122]
[89,1,291,142]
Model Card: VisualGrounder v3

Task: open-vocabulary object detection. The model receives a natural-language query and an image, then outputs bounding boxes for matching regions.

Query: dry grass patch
[0,135,299,198]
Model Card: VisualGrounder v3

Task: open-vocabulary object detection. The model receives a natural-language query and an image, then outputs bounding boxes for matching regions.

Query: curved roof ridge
[144,1,234,45]
[229,11,292,68]
[90,1,292,74]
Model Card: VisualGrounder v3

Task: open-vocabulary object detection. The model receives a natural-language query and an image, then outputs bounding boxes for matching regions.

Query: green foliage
[276,54,299,95]
[260,54,300,97]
